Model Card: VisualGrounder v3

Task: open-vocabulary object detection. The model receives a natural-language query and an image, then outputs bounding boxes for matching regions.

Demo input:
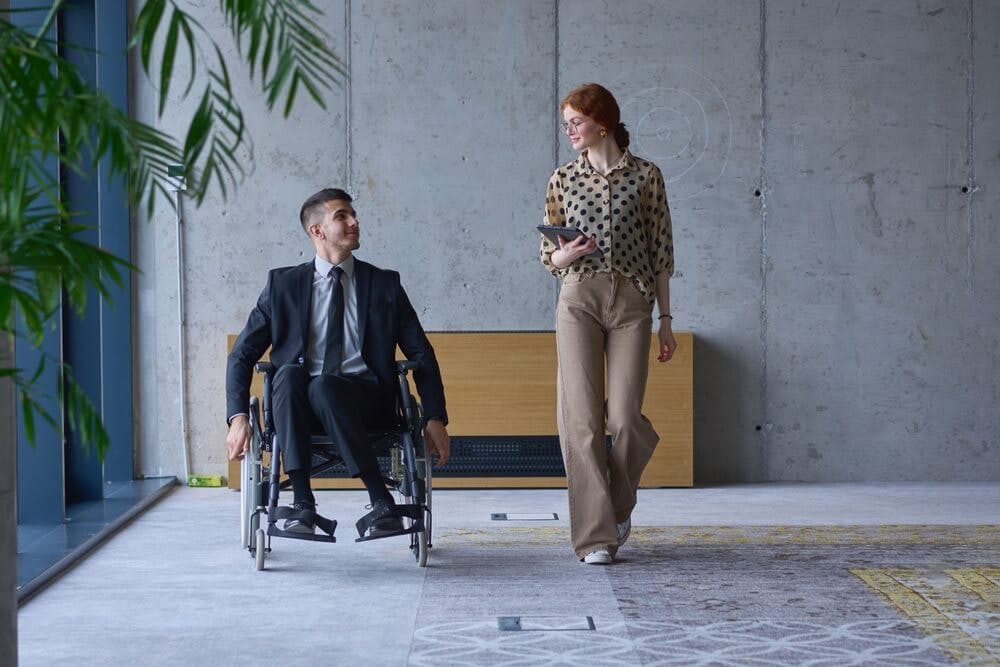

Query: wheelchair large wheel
[241,456,261,550]
[241,472,262,551]
[242,397,264,556]
[397,428,431,567]
[423,450,433,548]
[240,456,251,548]
[415,404,432,555]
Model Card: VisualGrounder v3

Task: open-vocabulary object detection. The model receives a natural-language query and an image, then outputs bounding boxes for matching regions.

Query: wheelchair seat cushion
[309,428,402,454]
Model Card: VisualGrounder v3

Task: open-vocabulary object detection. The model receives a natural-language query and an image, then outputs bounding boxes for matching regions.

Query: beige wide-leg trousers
[556,271,659,559]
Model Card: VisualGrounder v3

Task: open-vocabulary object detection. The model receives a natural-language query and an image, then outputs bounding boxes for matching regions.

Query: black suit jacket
[226,258,447,426]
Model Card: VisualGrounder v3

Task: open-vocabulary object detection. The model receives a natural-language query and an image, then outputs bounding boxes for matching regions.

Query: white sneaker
[617,516,631,546]
[583,549,612,564]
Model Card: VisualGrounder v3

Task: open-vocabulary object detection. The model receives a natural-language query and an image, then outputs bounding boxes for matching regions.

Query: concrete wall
[132,0,1000,483]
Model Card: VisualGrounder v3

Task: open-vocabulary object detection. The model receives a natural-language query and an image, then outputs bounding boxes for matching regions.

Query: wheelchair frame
[240,360,433,569]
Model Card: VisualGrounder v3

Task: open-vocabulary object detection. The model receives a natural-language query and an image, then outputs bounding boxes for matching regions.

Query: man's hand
[227,415,251,461]
[657,320,677,363]
[423,419,451,467]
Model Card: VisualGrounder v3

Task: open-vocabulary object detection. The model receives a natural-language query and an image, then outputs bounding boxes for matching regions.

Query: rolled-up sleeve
[540,171,567,277]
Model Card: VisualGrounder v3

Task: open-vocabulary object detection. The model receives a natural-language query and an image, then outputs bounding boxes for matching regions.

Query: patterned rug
[408,525,1000,666]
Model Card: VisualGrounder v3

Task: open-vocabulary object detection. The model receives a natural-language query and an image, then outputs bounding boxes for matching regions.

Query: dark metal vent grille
[314,436,567,478]
[436,437,565,477]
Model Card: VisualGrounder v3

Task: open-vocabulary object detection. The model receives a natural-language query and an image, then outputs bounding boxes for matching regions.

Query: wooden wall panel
[639,332,694,486]
[226,331,693,489]
[425,332,557,435]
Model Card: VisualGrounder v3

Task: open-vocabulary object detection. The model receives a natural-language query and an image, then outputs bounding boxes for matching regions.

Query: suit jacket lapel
[355,258,371,346]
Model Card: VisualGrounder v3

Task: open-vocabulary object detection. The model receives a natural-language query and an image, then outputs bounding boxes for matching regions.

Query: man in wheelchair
[225,187,449,540]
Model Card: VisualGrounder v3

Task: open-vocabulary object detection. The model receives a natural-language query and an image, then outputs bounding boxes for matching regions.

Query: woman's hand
[551,233,598,268]
[657,319,677,362]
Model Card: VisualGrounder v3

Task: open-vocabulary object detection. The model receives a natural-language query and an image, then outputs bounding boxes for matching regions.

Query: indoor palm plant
[1,1,343,661]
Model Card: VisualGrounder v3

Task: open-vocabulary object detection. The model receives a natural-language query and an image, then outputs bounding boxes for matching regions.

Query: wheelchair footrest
[268,505,337,543]
[354,503,424,542]
[355,524,423,543]
[268,524,337,543]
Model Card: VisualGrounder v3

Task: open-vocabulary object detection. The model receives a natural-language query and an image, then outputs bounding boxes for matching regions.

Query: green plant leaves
[61,366,109,459]
[130,0,346,204]
[2,1,343,457]
[134,0,166,72]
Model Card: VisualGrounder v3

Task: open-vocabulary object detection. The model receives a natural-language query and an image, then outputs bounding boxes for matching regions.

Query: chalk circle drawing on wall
[621,66,732,201]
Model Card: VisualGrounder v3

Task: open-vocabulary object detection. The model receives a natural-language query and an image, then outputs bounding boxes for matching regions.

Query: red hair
[560,83,630,149]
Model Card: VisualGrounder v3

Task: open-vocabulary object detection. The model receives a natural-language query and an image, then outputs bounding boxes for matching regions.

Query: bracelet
[658,314,673,320]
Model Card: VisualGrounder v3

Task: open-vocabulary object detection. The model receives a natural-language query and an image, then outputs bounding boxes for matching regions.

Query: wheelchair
[240,360,433,570]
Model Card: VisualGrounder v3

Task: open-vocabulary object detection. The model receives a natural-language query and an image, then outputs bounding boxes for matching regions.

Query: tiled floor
[16,478,176,594]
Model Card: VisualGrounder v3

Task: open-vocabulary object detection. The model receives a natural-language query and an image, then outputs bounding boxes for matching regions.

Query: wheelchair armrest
[254,362,275,431]
[396,360,420,374]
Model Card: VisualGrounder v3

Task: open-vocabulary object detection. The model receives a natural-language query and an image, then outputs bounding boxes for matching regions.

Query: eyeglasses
[560,118,589,134]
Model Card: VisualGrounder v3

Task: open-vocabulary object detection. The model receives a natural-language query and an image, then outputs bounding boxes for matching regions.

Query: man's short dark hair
[299,188,353,232]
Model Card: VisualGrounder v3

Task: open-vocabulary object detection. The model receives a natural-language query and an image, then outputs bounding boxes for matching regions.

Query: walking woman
[540,83,676,564]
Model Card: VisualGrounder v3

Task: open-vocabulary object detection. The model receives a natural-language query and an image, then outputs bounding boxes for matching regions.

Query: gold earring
[600,129,607,137]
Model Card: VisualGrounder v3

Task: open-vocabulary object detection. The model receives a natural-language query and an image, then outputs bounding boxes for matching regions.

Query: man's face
[311,199,360,254]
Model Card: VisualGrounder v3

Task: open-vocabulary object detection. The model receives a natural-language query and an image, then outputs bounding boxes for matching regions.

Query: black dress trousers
[271,365,389,477]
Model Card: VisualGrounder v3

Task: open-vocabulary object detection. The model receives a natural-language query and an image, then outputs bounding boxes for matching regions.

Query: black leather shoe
[367,500,403,536]
[283,501,316,534]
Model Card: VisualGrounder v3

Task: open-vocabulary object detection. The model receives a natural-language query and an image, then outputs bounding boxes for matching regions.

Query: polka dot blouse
[540,149,674,304]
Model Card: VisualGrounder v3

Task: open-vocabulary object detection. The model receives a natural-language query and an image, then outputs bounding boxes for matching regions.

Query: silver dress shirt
[306,255,369,376]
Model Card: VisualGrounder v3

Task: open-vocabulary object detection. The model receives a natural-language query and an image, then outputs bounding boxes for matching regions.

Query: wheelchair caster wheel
[414,530,428,567]
[255,528,266,571]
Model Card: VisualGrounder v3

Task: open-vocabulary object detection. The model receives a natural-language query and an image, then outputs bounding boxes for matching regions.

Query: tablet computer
[537,225,604,258]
